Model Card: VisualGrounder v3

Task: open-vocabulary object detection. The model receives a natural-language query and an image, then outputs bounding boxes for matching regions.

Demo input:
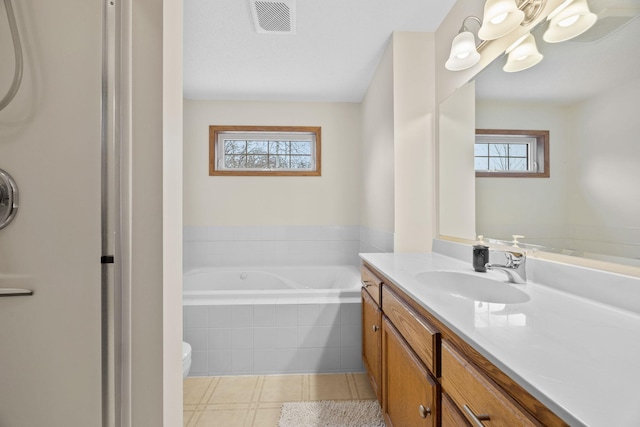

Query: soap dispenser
[472,235,489,272]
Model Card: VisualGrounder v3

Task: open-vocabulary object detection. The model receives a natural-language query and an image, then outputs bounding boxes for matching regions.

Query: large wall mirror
[441,0,640,268]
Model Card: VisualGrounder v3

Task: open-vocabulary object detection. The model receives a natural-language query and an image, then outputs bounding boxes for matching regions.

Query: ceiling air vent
[249,0,296,34]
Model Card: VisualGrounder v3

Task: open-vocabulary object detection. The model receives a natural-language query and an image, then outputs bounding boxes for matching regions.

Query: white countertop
[360,252,640,427]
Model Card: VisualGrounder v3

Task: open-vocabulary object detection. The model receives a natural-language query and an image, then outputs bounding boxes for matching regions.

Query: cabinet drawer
[441,341,540,427]
[361,265,382,306]
[382,286,440,376]
[441,392,471,427]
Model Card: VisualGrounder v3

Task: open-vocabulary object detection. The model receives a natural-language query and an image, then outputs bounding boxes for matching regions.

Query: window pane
[475,157,489,170]
[290,156,311,169]
[489,144,509,156]
[224,140,246,154]
[269,141,289,154]
[509,144,528,156]
[489,157,509,171]
[225,155,246,168]
[212,126,321,176]
[475,144,489,156]
[474,130,548,178]
[246,155,268,168]
[267,155,277,169]
[247,141,268,154]
[275,155,290,168]
[291,141,312,155]
[509,158,527,171]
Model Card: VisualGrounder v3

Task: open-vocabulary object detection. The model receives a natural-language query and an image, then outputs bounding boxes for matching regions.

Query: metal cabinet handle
[463,404,490,427]
[418,404,431,418]
[363,281,373,288]
[372,325,379,332]
[0,288,33,297]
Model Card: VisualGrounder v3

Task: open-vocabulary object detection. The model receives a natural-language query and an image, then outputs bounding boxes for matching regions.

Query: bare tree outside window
[475,129,549,178]
[475,143,529,172]
[210,126,321,176]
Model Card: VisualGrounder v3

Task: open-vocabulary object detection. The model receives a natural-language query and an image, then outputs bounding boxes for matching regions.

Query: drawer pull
[363,281,373,288]
[372,325,379,332]
[418,404,431,418]
[463,405,490,427]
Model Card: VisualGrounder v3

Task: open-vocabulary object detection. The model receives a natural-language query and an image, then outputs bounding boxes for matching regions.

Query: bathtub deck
[183,372,376,427]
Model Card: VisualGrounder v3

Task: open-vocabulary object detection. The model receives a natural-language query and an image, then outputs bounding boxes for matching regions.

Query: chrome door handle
[372,325,379,332]
[0,288,33,297]
[463,404,490,427]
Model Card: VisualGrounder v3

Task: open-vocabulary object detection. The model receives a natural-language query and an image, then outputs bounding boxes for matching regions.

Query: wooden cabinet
[382,286,440,377]
[441,392,471,427]
[361,265,382,305]
[361,262,567,427]
[362,288,382,402]
[441,341,540,427]
[382,317,438,427]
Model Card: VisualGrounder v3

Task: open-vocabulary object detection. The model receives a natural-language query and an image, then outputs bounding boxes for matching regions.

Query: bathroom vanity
[360,250,640,427]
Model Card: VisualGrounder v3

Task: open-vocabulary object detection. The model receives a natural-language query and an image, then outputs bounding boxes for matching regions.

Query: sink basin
[414,271,530,304]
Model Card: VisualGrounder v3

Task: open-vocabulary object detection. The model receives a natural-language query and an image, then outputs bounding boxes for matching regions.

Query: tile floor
[183,373,376,427]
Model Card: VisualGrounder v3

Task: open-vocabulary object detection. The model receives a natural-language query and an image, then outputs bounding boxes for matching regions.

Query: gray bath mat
[278,400,385,427]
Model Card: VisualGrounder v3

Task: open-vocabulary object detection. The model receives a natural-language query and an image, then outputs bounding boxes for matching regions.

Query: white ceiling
[183,0,457,103]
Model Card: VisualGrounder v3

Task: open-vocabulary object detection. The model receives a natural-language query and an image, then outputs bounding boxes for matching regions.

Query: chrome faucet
[485,251,527,284]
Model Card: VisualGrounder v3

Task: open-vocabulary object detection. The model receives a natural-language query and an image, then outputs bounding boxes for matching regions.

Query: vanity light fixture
[478,0,526,40]
[446,0,548,72]
[503,32,544,72]
[543,0,597,43]
[445,16,482,71]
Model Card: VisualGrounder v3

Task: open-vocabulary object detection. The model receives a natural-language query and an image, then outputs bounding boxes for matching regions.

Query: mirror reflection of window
[475,129,548,177]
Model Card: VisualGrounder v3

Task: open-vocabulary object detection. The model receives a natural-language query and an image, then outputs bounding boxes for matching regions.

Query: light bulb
[558,15,580,27]
[490,12,508,24]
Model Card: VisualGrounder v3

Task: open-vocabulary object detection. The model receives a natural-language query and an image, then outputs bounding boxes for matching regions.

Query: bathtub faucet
[485,251,526,284]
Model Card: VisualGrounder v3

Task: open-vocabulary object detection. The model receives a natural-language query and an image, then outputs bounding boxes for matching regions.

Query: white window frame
[475,129,549,178]
[209,126,321,176]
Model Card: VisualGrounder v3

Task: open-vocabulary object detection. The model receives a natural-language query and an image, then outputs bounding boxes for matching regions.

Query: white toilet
[182,341,192,379]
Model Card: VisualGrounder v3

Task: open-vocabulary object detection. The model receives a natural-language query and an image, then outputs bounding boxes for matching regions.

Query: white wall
[360,39,395,252]
[131,0,165,424]
[439,81,476,240]
[163,0,184,423]
[476,100,570,245]
[183,100,361,227]
[392,32,437,252]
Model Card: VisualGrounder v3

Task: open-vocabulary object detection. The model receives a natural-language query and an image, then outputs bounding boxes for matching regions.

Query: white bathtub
[183,265,361,305]
[182,265,364,376]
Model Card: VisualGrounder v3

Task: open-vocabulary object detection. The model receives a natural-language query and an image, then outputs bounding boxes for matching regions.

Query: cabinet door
[382,317,438,427]
[362,288,382,402]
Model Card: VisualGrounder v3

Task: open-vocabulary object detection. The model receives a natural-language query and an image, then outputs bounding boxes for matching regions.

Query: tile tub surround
[361,251,640,427]
[183,373,376,427]
[183,226,362,270]
[184,303,363,376]
[183,225,394,270]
